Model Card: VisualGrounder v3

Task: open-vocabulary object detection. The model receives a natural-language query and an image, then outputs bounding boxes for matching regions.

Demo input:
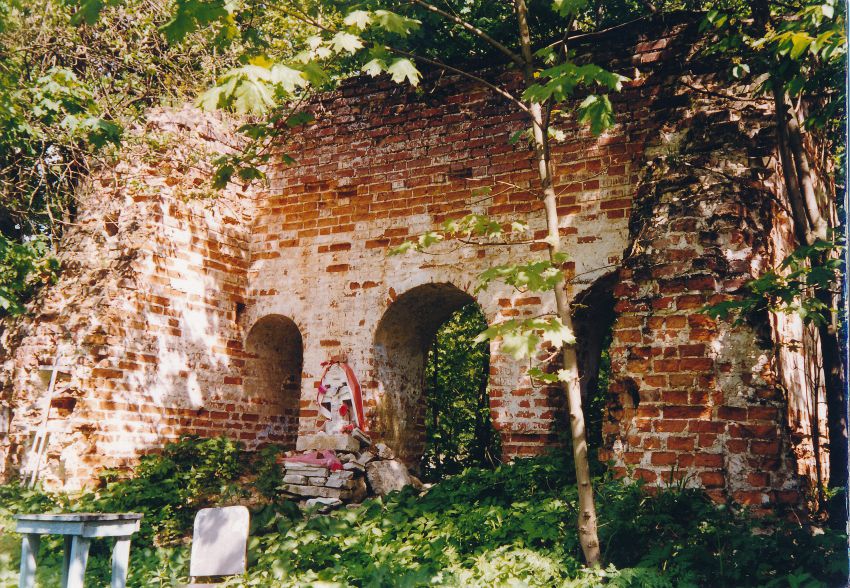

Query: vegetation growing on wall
[0,0,245,314]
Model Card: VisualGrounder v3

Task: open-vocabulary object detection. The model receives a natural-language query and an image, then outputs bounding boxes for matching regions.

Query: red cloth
[283,449,343,471]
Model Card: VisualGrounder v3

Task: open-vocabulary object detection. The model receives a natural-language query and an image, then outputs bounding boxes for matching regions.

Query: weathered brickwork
[0,109,259,487]
[0,14,829,510]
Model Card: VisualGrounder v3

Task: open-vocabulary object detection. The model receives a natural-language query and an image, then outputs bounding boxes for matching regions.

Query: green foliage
[478,254,569,293]
[0,0,244,311]
[700,0,846,137]
[0,235,59,315]
[91,436,244,543]
[421,304,499,481]
[703,238,842,327]
[0,442,845,586]
[0,436,251,586]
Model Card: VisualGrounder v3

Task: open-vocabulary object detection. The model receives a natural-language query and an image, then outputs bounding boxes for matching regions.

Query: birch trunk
[514,0,601,566]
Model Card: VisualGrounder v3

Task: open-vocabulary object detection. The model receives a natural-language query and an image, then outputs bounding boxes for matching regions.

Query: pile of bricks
[278,451,369,508]
[278,440,415,510]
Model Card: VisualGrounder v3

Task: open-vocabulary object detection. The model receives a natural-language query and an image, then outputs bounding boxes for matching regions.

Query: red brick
[663,406,708,420]
[678,344,706,357]
[726,439,749,453]
[750,440,780,455]
[653,359,680,372]
[700,472,725,488]
[748,407,778,421]
[717,406,748,421]
[698,434,717,448]
[693,453,723,468]
[651,452,679,467]
[667,436,695,451]
[655,420,688,433]
[634,468,658,483]
[733,491,767,506]
[747,472,770,487]
[680,358,713,371]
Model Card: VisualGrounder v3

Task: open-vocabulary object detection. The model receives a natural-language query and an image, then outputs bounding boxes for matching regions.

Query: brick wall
[0,14,829,509]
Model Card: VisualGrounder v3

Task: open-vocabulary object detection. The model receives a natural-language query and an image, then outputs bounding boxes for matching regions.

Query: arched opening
[421,303,499,480]
[373,283,496,471]
[244,314,303,449]
[572,273,618,450]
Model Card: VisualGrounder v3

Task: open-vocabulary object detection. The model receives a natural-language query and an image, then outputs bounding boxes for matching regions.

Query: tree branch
[382,45,531,116]
[409,0,525,67]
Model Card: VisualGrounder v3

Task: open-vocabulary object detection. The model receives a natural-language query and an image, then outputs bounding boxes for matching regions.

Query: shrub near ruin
[0,437,845,587]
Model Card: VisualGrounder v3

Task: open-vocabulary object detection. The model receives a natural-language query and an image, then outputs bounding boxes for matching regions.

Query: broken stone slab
[283,465,329,477]
[338,453,357,463]
[366,459,412,496]
[328,470,354,482]
[308,476,328,486]
[351,428,371,446]
[296,433,360,453]
[325,477,356,490]
[306,497,342,509]
[355,451,376,466]
[374,443,395,460]
[280,484,349,499]
[343,462,365,472]
[282,474,307,485]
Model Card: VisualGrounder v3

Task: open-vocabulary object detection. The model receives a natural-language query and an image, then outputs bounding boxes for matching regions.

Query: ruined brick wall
[0,14,829,508]
[0,109,257,489]
[600,80,830,508]
[245,41,651,463]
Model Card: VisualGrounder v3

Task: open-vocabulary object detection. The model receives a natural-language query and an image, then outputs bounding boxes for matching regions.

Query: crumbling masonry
[0,14,830,510]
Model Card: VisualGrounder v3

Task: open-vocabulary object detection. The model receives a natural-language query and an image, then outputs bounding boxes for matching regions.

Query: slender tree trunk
[514,0,601,566]
[817,290,849,528]
[430,334,442,474]
[781,96,829,239]
[473,348,490,466]
[772,82,816,245]
[770,73,847,526]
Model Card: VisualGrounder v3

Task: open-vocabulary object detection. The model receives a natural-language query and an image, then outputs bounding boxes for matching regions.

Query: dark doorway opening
[421,303,500,481]
[243,314,303,449]
[572,273,618,451]
[373,283,499,475]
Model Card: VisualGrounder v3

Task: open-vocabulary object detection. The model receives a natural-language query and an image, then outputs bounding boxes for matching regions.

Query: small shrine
[278,362,418,510]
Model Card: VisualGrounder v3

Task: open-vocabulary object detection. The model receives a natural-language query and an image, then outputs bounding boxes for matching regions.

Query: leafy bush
[0,438,845,587]
[0,234,59,315]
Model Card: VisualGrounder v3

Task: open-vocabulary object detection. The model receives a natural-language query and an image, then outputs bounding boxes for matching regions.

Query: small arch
[572,272,618,449]
[243,314,303,449]
[373,283,480,466]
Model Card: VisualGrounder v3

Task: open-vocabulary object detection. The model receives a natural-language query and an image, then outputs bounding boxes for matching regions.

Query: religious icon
[316,362,365,435]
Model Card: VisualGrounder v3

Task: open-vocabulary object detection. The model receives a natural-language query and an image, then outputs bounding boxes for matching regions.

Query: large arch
[373,283,482,466]
[243,314,303,448]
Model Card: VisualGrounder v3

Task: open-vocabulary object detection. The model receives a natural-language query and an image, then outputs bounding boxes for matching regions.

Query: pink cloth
[283,449,342,471]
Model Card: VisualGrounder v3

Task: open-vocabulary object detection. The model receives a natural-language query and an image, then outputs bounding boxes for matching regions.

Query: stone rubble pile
[277,435,420,511]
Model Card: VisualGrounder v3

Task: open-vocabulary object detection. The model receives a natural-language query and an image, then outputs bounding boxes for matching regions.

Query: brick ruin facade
[0,14,830,510]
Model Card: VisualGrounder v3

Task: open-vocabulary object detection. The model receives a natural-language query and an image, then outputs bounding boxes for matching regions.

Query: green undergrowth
[0,437,845,587]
